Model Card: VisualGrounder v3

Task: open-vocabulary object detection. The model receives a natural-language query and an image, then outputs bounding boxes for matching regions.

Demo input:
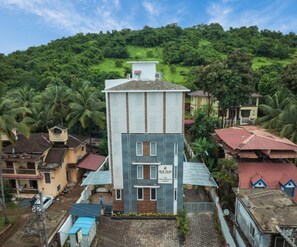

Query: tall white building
[104,61,189,214]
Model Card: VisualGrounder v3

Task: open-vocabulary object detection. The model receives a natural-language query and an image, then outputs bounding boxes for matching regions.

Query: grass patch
[0,216,16,230]
[252,56,293,69]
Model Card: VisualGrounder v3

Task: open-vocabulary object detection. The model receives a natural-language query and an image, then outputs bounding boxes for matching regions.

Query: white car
[32,195,54,212]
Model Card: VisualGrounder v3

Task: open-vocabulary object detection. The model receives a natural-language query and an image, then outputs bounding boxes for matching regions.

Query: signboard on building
[158,165,173,184]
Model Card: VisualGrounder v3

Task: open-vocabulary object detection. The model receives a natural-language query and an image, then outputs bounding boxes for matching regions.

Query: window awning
[81,170,112,186]
[238,151,258,159]
[183,162,218,188]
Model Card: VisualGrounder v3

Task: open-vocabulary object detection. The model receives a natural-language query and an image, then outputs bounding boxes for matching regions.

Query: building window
[136,142,143,156]
[115,189,121,200]
[249,223,255,239]
[137,166,143,179]
[241,110,251,118]
[6,161,13,168]
[82,145,85,151]
[174,166,178,179]
[150,188,157,201]
[150,166,157,179]
[137,188,143,200]
[57,184,61,191]
[44,173,51,184]
[174,142,178,156]
[150,142,157,156]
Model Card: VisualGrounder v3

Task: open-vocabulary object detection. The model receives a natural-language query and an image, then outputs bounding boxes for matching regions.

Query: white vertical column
[173,142,178,214]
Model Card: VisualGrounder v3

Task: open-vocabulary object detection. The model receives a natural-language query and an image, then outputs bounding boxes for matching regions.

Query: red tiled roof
[250,173,263,184]
[78,153,107,171]
[238,151,258,159]
[279,173,290,185]
[238,162,297,201]
[215,126,297,152]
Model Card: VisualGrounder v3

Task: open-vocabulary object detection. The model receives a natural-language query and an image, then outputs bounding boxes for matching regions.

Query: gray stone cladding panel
[121,133,184,213]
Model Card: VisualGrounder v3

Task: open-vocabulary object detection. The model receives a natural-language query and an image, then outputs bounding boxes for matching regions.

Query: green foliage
[212,158,238,208]
[193,137,217,172]
[190,110,219,140]
[177,209,188,240]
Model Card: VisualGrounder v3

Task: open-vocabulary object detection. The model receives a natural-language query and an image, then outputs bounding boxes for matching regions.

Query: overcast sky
[1,0,297,54]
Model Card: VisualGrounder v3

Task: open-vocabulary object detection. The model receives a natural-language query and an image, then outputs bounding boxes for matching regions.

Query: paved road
[185,212,224,247]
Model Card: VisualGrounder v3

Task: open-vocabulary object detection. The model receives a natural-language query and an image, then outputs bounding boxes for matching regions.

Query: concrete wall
[121,133,184,214]
[109,93,127,189]
[166,93,183,133]
[235,198,271,247]
[147,92,163,133]
[128,93,145,133]
[131,63,157,80]
[58,215,74,246]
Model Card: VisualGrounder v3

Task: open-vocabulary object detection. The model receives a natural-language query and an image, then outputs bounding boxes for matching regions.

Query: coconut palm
[0,98,30,224]
[279,103,297,143]
[41,85,70,126]
[67,82,105,136]
[256,88,293,131]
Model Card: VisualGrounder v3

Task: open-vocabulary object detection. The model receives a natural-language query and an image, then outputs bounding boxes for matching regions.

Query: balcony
[16,169,36,175]
[20,189,39,194]
[2,168,14,174]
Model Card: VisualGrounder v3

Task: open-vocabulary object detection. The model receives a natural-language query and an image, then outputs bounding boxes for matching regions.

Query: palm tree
[0,99,30,224]
[212,158,237,208]
[256,88,293,131]
[279,103,297,143]
[41,85,70,126]
[67,82,105,136]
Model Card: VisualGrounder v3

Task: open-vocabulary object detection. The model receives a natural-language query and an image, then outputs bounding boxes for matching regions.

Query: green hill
[0,24,297,93]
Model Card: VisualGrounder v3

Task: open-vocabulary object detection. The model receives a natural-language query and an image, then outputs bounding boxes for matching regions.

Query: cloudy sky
[1,0,297,54]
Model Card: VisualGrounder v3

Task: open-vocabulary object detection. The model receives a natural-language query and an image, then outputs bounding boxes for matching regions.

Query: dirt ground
[0,184,84,247]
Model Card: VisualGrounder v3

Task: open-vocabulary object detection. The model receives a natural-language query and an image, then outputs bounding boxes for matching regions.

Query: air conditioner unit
[155,72,162,81]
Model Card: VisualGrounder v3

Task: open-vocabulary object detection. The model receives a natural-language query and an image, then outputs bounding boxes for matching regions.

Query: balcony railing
[16,169,36,175]
[19,189,38,194]
[2,168,14,174]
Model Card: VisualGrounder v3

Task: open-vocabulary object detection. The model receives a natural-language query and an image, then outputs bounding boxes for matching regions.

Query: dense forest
[1,23,297,139]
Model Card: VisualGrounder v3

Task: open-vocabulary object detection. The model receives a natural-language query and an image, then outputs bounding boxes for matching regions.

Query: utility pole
[39,191,49,247]
[0,145,9,225]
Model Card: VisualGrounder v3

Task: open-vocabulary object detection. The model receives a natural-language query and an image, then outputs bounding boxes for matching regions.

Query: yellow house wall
[38,161,68,197]
[240,106,258,119]
[66,144,87,164]
[190,96,219,116]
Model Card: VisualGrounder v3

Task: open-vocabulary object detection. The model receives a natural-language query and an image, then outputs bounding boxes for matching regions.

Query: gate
[184,202,215,213]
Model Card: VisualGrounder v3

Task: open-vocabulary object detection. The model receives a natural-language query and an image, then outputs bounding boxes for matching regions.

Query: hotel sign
[158,165,173,184]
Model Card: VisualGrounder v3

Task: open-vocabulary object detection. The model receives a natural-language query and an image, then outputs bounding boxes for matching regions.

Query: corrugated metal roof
[69,217,96,236]
[81,170,112,186]
[70,203,102,217]
[183,162,218,187]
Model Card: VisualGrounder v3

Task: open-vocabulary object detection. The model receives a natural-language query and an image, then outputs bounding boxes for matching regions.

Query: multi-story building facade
[104,61,189,214]
[1,126,88,197]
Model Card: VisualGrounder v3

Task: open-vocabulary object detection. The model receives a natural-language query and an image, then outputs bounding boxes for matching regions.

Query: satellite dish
[223,209,230,216]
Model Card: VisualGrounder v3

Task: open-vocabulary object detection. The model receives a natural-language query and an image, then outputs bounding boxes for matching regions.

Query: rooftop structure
[214,126,297,159]
[235,189,297,234]
[238,162,297,201]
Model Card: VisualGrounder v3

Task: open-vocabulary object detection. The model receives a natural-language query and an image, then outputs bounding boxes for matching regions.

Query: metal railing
[2,168,14,174]
[16,169,36,175]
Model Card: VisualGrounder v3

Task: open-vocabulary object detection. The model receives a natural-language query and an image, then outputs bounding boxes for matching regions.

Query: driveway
[185,212,224,247]
[93,216,180,247]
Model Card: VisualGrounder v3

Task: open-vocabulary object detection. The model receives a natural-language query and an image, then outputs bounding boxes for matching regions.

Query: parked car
[32,195,54,212]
